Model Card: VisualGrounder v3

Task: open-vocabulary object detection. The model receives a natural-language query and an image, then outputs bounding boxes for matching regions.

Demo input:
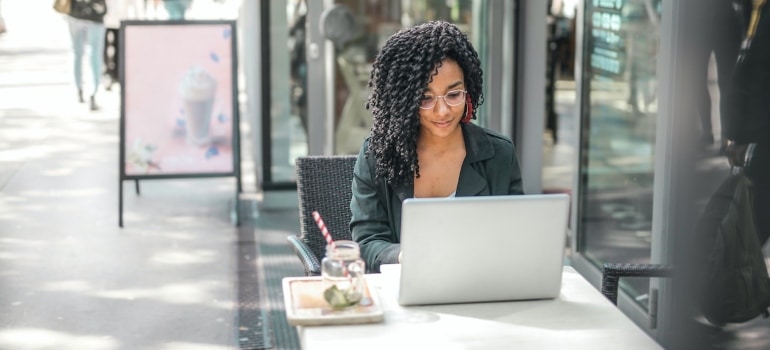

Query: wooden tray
[282,276,384,326]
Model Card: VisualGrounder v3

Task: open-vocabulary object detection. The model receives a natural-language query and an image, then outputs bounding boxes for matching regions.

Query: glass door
[573,0,663,307]
[261,0,511,188]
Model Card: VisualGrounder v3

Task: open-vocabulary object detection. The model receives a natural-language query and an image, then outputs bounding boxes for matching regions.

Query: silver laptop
[398,193,570,306]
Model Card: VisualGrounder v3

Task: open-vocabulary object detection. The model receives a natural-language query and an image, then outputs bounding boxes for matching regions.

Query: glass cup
[321,240,366,309]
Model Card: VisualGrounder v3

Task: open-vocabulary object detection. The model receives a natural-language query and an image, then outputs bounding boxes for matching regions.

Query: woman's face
[418,59,466,140]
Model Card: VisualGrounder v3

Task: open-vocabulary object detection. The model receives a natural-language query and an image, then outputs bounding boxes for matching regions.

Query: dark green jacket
[350,123,524,272]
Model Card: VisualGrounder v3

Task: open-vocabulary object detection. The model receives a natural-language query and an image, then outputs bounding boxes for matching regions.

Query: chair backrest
[296,155,358,263]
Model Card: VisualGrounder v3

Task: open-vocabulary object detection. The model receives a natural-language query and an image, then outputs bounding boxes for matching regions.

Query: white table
[298,265,662,349]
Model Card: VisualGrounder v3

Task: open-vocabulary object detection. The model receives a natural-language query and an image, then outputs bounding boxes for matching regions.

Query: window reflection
[579,0,662,307]
[267,0,309,184]
[327,0,477,154]
[272,0,480,184]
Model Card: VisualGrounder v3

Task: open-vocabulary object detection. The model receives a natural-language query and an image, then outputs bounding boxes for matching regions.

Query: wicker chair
[287,155,358,276]
[601,263,674,305]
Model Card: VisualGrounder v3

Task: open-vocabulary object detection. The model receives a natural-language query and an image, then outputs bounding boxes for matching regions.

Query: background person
[161,0,191,20]
[724,0,770,244]
[350,21,524,273]
[0,0,6,34]
[65,0,108,111]
[692,0,744,149]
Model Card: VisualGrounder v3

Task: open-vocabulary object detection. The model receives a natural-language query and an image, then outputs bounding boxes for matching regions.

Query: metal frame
[569,0,585,262]
[484,0,506,134]
[241,0,262,193]
[258,1,298,191]
[258,0,274,187]
[500,0,518,141]
[305,0,333,156]
[650,0,703,345]
[118,20,242,226]
[514,0,547,194]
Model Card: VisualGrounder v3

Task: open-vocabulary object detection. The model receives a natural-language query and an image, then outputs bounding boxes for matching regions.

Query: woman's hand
[725,140,750,167]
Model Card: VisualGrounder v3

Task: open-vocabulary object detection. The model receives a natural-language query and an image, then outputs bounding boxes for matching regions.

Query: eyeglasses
[419,90,467,109]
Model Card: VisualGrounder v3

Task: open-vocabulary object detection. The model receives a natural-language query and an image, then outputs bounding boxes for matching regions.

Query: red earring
[461,94,473,123]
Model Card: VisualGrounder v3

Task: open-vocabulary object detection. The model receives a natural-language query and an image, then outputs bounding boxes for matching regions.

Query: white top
[414,191,456,199]
[298,265,663,350]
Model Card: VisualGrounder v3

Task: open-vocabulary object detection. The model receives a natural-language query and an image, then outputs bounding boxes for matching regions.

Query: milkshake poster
[121,22,236,176]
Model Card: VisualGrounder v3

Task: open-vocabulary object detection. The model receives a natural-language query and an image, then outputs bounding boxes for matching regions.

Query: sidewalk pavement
[0,1,302,349]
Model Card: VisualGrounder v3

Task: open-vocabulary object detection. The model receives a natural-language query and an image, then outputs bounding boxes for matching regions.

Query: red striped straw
[312,210,350,279]
[312,211,336,249]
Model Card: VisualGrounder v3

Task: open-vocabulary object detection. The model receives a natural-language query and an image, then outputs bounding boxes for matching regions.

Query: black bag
[697,169,770,324]
[68,0,106,23]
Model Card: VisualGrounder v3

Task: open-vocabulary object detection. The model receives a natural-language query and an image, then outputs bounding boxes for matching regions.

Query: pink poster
[122,22,236,176]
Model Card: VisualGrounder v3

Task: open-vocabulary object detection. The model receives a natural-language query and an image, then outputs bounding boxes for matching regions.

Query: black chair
[601,263,674,305]
[287,155,358,276]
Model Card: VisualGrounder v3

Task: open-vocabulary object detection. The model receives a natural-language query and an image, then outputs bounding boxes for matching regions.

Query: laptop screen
[397,193,570,306]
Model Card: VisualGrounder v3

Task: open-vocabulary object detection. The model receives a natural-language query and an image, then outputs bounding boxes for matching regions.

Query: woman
[65,0,108,111]
[351,21,524,273]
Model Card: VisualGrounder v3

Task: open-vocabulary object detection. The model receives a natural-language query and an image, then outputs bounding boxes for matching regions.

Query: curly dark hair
[365,20,484,187]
